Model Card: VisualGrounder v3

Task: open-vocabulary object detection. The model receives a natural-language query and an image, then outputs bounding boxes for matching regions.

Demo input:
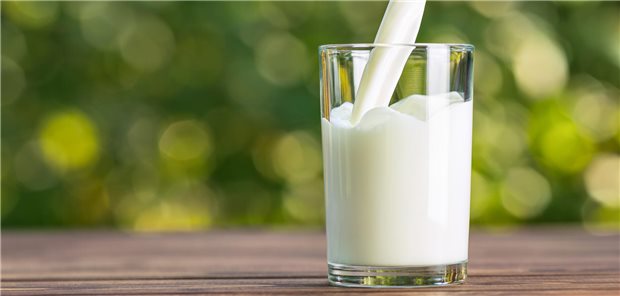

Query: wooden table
[2,228,619,295]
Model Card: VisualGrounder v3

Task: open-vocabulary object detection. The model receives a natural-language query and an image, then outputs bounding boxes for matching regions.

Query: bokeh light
[115,181,212,231]
[118,14,175,72]
[4,1,59,29]
[159,120,212,162]
[78,2,135,52]
[283,178,324,224]
[38,110,100,172]
[271,131,322,184]
[484,12,538,62]
[501,167,552,219]
[529,101,596,174]
[133,199,211,231]
[513,34,568,99]
[584,154,620,208]
[569,77,620,142]
[255,31,309,86]
[538,119,595,174]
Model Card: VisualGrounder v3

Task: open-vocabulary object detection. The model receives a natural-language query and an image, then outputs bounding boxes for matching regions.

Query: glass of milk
[319,43,474,287]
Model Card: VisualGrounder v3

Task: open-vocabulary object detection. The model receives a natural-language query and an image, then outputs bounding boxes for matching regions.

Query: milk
[322,92,472,266]
[351,0,426,123]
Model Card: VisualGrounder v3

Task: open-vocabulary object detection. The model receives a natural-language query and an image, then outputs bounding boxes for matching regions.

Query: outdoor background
[2,1,618,231]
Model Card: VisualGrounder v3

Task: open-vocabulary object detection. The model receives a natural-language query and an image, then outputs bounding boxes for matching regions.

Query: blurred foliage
[1,1,619,230]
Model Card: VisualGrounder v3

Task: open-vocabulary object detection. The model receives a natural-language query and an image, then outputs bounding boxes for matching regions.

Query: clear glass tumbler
[319,43,474,288]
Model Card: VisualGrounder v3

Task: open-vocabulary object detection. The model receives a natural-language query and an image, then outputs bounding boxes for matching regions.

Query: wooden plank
[2,228,619,295]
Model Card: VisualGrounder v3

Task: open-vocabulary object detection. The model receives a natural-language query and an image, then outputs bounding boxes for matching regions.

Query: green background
[2,1,619,230]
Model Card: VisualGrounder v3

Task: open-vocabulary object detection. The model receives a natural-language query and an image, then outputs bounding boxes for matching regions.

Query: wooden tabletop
[2,227,619,295]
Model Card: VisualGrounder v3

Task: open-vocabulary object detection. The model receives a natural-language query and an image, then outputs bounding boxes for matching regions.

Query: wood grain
[2,228,619,295]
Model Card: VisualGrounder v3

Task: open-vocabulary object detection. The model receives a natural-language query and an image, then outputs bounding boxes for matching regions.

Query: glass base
[328,261,467,288]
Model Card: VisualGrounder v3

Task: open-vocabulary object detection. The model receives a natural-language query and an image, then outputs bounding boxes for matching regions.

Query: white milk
[351,0,426,123]
[322,92,472,266]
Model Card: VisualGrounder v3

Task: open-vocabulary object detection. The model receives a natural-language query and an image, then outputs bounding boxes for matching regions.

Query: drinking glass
[319,43,474,288]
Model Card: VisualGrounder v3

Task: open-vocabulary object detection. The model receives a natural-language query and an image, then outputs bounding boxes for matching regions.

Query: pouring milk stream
[322,0,472,266]
[350,0,426,123]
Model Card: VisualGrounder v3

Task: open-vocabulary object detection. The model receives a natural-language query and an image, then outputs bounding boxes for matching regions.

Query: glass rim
[319,43,474,52]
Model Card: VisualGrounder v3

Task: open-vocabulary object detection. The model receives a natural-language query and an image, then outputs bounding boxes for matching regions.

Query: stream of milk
[351,0,426,123]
